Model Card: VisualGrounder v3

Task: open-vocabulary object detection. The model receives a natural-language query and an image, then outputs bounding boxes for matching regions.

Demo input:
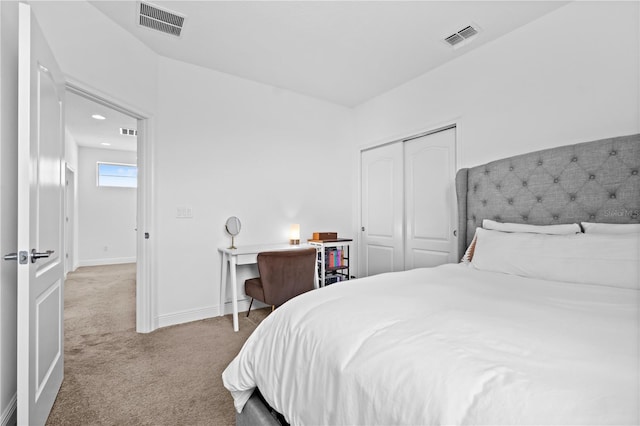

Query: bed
[222,133,640,425]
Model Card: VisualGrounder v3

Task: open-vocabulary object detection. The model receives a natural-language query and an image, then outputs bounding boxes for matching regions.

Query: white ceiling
[89,0,569,107]
[67,1,570,150]
[66,91,138,152]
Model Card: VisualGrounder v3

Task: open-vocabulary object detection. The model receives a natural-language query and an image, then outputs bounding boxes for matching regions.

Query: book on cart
[307,236,353,287]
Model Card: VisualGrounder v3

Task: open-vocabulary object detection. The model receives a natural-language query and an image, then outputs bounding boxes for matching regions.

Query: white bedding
[222,264,639,425]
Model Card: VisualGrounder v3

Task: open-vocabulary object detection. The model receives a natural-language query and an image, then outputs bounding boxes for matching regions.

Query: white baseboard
[78,257,136,267]
[1,393,16,426]
[157,305,219,328]
[222,298,266,316]
[156,299,264,329]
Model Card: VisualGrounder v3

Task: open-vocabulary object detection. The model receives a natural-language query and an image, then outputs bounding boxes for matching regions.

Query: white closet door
[404,127,457,269]
[360,142,404,277]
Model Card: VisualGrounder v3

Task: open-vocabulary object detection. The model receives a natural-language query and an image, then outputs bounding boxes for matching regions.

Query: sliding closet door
[360,142,404,277]
[404,127,457,269]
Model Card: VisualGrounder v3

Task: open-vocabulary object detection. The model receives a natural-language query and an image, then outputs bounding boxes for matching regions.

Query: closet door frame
[358,122,460,278]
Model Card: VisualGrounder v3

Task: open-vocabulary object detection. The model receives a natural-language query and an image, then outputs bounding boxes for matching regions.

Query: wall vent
[444,25,479,48]
[138,2,186,37]
[120,128,138,136]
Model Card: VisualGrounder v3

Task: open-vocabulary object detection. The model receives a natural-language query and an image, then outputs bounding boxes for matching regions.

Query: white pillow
[461,219,580,264]
[581,222,640,234]
[482,219,581,235]
[471,228,640,289]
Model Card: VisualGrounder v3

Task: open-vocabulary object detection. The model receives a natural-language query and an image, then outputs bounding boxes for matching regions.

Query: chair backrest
[256,247,317,307]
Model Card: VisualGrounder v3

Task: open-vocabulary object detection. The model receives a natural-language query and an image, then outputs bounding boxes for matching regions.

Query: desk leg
[230,256,239,332]
[220,252,228,317]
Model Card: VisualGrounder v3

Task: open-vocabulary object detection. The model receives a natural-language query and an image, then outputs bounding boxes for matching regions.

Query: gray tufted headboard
[455,134,640,259]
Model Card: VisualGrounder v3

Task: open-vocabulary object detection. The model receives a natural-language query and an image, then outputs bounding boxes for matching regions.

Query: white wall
[65,128,79,272]
[27,1,639,332]
[355,1,640,167]
[31,1,356,329]
[155,57,354,325]
[0,0,18,423]
[65,127,78,170]
[29,1,158,117]
[77,147,137,266]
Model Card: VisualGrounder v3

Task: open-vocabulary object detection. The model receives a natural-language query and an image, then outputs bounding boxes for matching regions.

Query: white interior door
[17,3,65,425]
[404,127,457,269]
[360,142,404,277]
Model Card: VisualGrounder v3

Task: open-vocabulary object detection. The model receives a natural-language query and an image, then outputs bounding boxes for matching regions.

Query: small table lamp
[290,224,300,245]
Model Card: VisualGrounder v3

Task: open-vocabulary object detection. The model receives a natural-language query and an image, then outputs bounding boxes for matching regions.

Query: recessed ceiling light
[92,114,106,120]
[101,142,111,146]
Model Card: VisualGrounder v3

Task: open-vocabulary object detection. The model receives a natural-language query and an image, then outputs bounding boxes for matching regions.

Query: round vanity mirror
[225,216,241,249]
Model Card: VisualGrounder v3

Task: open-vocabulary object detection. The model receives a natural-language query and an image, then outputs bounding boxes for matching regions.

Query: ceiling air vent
[444,33,464,47]
[120,128,138,136]
[444,25,479,49]
[138,2,186,37]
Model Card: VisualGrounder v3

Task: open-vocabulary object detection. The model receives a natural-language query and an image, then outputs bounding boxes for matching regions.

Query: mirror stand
[225,216,241,250]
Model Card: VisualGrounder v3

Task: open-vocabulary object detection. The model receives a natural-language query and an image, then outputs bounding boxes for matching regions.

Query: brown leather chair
[245,248,317,317]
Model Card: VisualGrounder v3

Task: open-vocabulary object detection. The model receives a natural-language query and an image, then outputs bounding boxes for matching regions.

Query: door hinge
[144,232,150,240]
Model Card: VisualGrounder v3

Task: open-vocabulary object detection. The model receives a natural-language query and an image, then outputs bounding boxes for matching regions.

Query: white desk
[219,243,318,332]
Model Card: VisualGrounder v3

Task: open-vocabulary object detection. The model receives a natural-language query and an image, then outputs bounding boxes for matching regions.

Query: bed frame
[237,389,287,426]
[455,133,640,259]
[236,132,640,426]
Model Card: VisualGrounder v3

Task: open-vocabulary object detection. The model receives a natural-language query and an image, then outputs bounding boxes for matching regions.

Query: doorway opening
[64,81,154,333]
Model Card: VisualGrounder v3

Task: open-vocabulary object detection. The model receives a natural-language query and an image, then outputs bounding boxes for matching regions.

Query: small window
[97,162,137,188]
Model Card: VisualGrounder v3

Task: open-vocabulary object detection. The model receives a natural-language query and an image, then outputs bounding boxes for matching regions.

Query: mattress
[222,263,639,425]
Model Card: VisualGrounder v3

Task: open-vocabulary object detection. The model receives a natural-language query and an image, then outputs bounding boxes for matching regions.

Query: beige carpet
[46,263,269,426]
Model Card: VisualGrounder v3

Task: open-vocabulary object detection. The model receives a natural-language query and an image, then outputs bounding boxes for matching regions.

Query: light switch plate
[176,206,193,218]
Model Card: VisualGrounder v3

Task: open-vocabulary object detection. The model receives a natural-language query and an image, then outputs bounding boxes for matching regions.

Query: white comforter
[222,264,639,425]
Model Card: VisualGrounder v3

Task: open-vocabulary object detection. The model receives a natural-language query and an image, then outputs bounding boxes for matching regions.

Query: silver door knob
[31,249,54,263]
[4,251,28,264]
